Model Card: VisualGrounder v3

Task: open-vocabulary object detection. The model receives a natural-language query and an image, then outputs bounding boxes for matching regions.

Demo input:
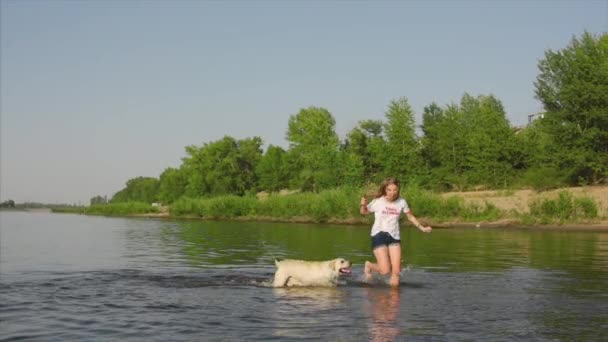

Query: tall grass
[403,183,502,222]
[528,191,599,224]
[171,188,361,222]
[81,186,601,226]
[85,202,158,216]
[518,167,567,191]
[169,185,502,223]
[172,196,257,219]
[51,206,86,214]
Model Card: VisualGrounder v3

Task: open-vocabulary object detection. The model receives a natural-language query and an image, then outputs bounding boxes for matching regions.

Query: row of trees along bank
[102,32,607,207]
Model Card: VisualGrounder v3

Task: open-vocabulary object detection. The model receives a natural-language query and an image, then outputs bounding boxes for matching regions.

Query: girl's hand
[360,197,368,206]
[419,226,432,233]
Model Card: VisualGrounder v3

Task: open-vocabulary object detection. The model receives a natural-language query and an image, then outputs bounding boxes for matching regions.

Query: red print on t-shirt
[381,206,400,215]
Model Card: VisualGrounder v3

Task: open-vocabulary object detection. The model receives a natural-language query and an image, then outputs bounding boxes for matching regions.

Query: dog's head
[330,258,352,275]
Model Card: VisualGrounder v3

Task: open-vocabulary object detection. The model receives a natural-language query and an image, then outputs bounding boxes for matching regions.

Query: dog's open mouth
[339,267,352,275]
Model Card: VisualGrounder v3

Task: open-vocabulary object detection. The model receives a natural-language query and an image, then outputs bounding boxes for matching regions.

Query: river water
[1,211,607,341]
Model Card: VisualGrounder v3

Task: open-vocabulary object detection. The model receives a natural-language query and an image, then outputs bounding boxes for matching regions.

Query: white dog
[272,258,352,287]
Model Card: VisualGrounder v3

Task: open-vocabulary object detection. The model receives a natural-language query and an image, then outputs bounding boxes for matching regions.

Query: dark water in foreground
[1,211,607,341]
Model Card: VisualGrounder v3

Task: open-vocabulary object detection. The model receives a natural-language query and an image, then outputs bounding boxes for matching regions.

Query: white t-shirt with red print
[366,196,410,240]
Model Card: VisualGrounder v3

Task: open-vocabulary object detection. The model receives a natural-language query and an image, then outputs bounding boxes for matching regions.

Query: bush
[574,197,599,218]
[519,167,566,191]
[529,191,599,223]
[86,202,158,216]
[403,183,501,222]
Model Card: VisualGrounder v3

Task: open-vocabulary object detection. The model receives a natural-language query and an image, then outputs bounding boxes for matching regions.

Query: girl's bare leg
[365,246,391,279]
[388,245,402,287]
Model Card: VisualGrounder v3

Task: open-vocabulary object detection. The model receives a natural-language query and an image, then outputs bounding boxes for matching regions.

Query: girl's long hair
[374,177,400,199]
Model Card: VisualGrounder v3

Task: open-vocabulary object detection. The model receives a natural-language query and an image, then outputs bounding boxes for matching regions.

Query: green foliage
[534,31,608,185]
[529,191,599,223]
[344,120,387,183]
[286,107,341,191]
[111,177,159,203]
[255,145,290,192]
[401,183,460,219]
[167,185,509,224]
[574,197,599,218]
[172,195,258,218]
[90,195,107,206]
[181,136,263,197]
[0,200,16,208]
[460,202,503,222]
[287,106,339,148]
[460,94,514,187]
[170,197,205,217]
[384,97,421,179]
[420,102,444,171]
[50,206,86,214]
[402,183,501,222]
[86,202,158,216]
[420,94,515,190]
[158,167,188,204]
[511,120,557,172]
[203,196,257,219]
[421,103,468,190]
[172,187,361,223]
[258,188,359,222]
[337,152,365,188]
[518,167,567,191]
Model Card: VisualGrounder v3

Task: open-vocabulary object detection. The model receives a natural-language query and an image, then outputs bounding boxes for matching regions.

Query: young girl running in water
[360,178,432,286]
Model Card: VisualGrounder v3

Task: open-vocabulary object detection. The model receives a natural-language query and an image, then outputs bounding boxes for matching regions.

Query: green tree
[384,97,422,180]
[420,94,514,190]
[286,107,340,191]
[236,137,263,194]
[512,120,568,189]
[421,103,469,189]
[0,200,15,208]
[420,102,444,170]
[336,149,365,187]
[256,145,289,192]
[460,94,514,187]
[345,120,387,183]
[534,31,608,184]
[158,167,188,204]
[181,136,263,196]
[111,177,159,203]
[90,195,107,205]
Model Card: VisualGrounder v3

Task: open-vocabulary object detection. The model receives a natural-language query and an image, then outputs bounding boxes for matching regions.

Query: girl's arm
[405,212,432,233]
[360,197,369,215]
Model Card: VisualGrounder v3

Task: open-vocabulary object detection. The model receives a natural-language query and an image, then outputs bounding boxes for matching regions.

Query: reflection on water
[1,212,608,341]
[271,287,347,339]
[273,286,345,310]
[367,288,401,342]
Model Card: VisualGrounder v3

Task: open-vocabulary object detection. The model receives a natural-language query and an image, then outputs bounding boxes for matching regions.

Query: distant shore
[128,211,608,231]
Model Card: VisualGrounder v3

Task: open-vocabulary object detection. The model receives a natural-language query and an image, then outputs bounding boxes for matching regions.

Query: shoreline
[128,212,608,231]
[24,185,607,231]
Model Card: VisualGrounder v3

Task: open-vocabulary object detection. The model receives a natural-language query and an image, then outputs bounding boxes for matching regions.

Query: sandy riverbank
[435,185,608,229]
[441,186,608,216]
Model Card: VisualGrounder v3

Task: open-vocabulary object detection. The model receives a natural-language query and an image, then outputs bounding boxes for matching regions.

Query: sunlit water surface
[1,211,607,341]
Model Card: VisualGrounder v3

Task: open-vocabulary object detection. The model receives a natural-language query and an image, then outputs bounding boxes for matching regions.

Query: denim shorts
[371,231,401,250]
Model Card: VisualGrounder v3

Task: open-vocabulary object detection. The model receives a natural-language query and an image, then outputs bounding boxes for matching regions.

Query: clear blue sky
[1,0,606,204]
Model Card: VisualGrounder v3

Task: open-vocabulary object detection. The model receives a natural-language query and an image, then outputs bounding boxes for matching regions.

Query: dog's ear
[329,259,338,271]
